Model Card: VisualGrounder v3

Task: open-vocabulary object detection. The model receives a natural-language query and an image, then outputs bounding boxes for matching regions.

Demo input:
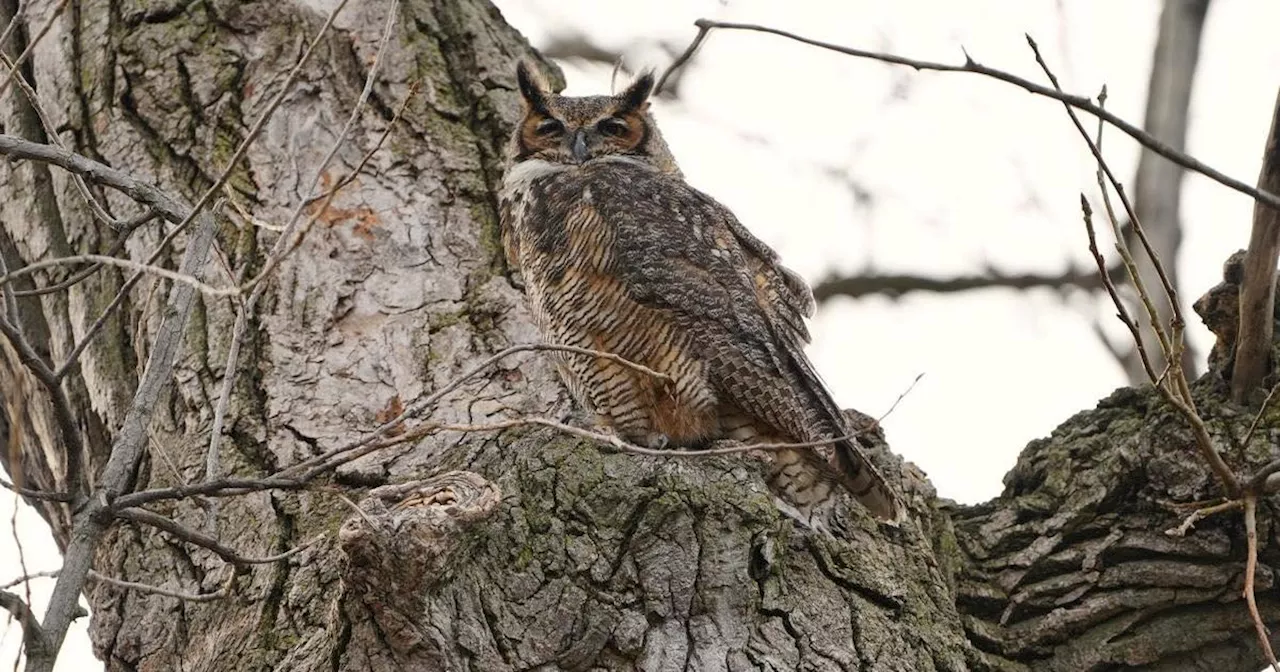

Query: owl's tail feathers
[833,440,902,523]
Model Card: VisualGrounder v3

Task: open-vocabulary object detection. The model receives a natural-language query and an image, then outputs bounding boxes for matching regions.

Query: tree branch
[0,588,44,652]
[115,508,319,567]
[25,215,216,672]
[812,265,1124,302]
[679,19,1280,211]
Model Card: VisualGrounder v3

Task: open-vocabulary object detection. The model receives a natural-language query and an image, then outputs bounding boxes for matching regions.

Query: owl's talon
[774,497,833,537]
[640,433,670,450]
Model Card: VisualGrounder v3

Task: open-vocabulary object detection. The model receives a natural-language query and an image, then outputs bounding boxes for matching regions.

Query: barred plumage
[499,62,900,523]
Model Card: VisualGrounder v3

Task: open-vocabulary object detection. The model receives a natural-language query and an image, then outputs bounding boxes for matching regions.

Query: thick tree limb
[812,266,1123,302]
[1231,88,1280,403]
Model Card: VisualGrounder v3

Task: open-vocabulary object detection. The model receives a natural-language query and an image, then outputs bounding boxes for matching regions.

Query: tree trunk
[2,1,1278,670]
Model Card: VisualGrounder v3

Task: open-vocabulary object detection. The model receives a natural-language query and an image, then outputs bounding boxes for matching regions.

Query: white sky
[5,0,1280,667]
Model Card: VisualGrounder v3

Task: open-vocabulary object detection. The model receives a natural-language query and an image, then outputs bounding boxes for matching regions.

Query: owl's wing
[711,196,816,345]
[590,162,898,519]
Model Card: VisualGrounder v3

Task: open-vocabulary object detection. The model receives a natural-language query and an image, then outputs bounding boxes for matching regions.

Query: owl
[499,62,899,523]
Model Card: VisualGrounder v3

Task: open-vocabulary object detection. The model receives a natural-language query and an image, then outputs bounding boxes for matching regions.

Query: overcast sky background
[5,0,1280,667]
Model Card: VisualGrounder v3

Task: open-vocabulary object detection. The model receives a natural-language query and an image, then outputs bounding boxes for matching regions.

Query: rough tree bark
[2,1,1278,670]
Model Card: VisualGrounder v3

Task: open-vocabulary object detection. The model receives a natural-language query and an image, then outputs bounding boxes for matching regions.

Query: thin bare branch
[0,478,72,502]
[28,216,216,672]
[1243,495,1280,671]
[430,418,868,458]
[87,569,233,603]
[0,0,27,51]
[0,570,58,592]
[115,508,321,567]
[280,343,674,479]
[0,47,123,228]
[1243,382,1280,449]
[1164,499,1241,536]
[1027,38,1180,361]
[655,22,711,96]
[0,254,237,296]
[111,476,307,511]
[684,19,1280,211]
[877,373,924,423]
[10,211,158,298]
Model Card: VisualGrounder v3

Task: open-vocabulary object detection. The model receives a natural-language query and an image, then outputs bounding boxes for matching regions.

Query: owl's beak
[570,130,590,163]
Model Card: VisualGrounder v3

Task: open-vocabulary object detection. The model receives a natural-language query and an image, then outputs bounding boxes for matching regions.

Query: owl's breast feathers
[500,157,899,521]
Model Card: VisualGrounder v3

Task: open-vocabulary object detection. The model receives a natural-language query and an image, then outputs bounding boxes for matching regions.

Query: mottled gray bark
[1,1,1278,671]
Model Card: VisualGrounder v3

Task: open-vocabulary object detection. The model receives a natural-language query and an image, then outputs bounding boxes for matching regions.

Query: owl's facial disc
[513,63,657,165]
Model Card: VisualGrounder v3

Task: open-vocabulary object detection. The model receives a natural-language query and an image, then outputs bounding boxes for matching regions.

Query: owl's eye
[535,118,564,136]
[596,117,629,137]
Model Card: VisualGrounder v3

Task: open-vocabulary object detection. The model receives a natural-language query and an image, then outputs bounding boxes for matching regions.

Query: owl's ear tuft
[516,61,551,113]
[618,70,655,112]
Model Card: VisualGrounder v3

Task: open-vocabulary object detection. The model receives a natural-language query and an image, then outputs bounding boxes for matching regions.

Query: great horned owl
[499,62,899,523]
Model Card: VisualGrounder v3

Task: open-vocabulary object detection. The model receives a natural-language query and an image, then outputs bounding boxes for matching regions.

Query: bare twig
[1243,382,1280,449]
[1231,88,1280,403]
[115,508,320,567]
[0,254,237,296]
[682,19,1280,211]
[877,373,924,423]
[0,47,123,228]
[1028,38,1181,360]
[111,476,307,511]
[0,0,28,51]
[428,417,867,458]
[279,343,674,479]
[0,479,71,503]
[1080,200,1159,391]
[0,570,58,592]
[1243,495,1280,671]
[335,493,378,529]
[655,21,712,96]
[11,211,158,298]
[1164,499,1241,536]
[87,569,233,603]
[1081,197,1239,495]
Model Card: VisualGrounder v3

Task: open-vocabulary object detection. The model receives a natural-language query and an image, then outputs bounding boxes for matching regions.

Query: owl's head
[508,61,680,175]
